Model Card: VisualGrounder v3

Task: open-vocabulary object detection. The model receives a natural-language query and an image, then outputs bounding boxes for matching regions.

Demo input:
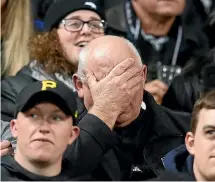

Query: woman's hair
[28,29,76,75]
[1,0,34,77]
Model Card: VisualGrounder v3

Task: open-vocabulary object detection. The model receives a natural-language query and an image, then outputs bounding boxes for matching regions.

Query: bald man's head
[77,36,143,81]
[74,36,146,127]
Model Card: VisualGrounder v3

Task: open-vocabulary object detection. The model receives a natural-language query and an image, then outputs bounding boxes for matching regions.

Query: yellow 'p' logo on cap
[41,80,57,91]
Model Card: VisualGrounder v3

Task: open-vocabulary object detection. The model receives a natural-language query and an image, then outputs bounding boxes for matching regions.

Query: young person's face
[11,103,79,164]
[57,10,105,68]
[186,109,215,181]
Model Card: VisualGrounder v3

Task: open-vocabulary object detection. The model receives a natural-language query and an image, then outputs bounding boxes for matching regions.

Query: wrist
[88,105,119,130]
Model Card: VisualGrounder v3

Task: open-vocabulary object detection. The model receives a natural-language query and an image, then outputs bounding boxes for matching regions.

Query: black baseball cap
[44,0,106,31]
[14,80,77,121]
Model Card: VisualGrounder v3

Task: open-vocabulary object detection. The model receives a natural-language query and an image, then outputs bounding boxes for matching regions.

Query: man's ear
[185,132,195,156]
[142,64,147,81]
[68,126,80,145]
[10,119,18,138]
[73,74,84,99]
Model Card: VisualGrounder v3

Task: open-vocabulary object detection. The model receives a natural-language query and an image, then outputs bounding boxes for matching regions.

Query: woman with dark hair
[1,0,107,121]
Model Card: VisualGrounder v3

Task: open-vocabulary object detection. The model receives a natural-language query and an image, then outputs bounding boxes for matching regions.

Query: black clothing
[65,92,191,180]
[1,155,91,181]
[162,49,215,113]
[150,171,195,181]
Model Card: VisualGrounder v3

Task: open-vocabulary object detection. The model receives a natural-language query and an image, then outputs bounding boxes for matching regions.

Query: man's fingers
[145,80,168,96]
[121,66,143,83]
[127,74,144,89]
[145,83,159,95]
[153,94,162,104]
[83,69,97,88]
[0,140,11,150]
[153,80,168,91]
[130,81,143,95]
[0,147,13,157]
[110,58,134,77]
[156,88,167,98]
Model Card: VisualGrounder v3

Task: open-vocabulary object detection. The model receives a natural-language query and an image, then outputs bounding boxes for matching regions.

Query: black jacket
[162,73,201,113]
[1,61,77,121]
[162,49,215,113]
[1,155,91,181]
[163,144,196,180]
[65,92,191,180]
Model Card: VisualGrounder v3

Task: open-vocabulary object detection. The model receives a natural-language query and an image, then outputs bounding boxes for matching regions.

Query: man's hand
[85,58,144,129]
[0,140,13,157]
[145,80,168,104]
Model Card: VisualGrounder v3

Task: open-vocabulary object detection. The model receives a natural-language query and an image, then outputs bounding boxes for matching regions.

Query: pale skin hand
[145,79,168,104]
[86,58,144,130]
[0,140,13,157]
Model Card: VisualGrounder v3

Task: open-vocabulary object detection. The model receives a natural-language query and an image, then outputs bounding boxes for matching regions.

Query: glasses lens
[65,19,82,31]
[63,19,107,33]
[89,20,106,33]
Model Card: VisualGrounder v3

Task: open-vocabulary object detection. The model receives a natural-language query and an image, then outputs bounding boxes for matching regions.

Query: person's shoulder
[1,65,35,96]
[144,91,190,133]
[1,155,19,181]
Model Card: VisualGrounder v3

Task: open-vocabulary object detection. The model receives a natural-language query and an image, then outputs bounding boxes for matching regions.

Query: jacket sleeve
[162,107,191,134]
[162,75,193,113]
[64,114,118,176]
[1,79,18,122]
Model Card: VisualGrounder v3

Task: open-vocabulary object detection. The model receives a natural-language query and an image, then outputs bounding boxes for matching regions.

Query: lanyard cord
[125,1,183,66]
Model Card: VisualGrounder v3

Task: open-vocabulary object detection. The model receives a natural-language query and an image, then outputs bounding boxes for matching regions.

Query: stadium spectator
[1,0,34,78]
[1,80,85,180]
[69,35,190,180]
[163,90,215,181]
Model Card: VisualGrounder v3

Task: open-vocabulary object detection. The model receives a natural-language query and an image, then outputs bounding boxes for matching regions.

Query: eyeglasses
[61,19,107,34]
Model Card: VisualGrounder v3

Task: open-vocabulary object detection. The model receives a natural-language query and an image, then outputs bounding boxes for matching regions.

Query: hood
[163,144,194,176]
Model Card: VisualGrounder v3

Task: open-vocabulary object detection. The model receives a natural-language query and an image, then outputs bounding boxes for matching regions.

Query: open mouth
[76,41,89,47]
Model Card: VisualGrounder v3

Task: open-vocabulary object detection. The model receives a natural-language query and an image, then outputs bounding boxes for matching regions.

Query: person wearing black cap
[1,0,107,122]
[0,80,87,180]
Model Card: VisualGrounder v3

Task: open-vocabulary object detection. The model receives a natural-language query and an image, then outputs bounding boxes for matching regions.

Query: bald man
[66,35,191,180]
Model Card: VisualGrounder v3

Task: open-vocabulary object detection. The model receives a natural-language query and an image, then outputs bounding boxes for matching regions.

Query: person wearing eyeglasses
[1,0,107,123]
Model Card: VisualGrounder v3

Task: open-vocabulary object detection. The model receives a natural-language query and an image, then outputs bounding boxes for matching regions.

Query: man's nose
[39,121,50,134]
